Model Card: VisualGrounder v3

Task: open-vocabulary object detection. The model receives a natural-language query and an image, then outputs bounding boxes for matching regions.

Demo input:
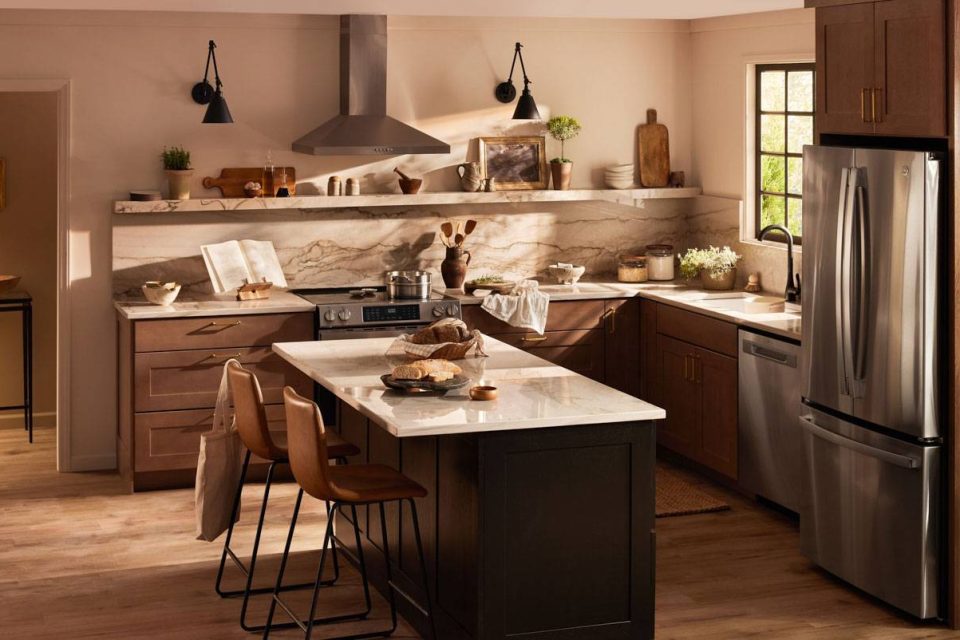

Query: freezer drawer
[799,407,940,619]
[738,331,802,512]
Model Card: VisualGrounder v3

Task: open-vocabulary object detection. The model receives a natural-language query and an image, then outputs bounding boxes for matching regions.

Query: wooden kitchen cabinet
[643,303,739,480]
[461,299,640,394]
[812,0,946,137]
[117,311,314,491]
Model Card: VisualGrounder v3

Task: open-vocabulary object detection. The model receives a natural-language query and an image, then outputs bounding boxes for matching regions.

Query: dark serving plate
[380,374,470,393]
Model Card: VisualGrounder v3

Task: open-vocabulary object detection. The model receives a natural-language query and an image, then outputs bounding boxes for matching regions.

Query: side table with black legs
[0,289,33,443]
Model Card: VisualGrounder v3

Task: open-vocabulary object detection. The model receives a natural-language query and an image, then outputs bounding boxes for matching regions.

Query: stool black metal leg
[263,488,304,639]
[326,500,341,584]
[238,460,278,631]
[351,504,373,616]
[409,499,438,640]
[379,502,400,635]
[304,503,338,640]
[215,450,251,597]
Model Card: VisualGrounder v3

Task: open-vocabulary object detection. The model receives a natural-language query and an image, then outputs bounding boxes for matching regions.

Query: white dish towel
[480,279,550,334]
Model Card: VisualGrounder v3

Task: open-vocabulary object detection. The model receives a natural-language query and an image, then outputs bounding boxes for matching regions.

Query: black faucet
[758,224,801,303]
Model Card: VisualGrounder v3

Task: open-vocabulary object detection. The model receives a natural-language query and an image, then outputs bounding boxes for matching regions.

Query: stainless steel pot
[384,270,432,300]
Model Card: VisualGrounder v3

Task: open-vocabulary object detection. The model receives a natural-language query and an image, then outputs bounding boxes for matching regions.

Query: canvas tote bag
[194,359,244,541]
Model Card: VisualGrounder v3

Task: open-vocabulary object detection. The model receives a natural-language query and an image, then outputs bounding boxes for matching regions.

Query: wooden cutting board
[637,109,670,188]
[202,167,297,197]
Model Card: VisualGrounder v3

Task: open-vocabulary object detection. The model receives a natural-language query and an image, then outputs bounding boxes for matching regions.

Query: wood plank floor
[0,427,955,639]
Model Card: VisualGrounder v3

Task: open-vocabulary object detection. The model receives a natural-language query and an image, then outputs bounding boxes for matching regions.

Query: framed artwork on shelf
[478,136,548,190]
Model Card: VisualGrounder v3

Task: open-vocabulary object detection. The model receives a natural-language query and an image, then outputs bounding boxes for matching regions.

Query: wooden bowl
[0,275,21,293]
[469,385,498,401]
[464,280,515,295]
[398,178,422,195]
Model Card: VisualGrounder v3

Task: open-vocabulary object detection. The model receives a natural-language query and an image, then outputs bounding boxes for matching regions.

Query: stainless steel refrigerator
[799,145,941,619]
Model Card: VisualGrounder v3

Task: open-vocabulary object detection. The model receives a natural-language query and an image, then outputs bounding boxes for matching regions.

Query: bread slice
[427,370,454,382]
[413,359,462,375]
[391,363,428,380]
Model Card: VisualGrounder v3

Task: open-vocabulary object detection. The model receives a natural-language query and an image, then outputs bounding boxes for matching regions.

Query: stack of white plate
[604,163,635,189]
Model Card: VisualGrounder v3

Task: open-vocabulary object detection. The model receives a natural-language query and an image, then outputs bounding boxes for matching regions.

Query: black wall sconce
[191,40,233,124]
[494,42,540,120]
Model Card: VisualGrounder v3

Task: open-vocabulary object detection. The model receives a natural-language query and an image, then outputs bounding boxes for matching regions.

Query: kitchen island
[273,337,665,640]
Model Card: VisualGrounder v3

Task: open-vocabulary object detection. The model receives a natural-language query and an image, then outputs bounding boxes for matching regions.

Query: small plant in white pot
[161,145,193,200]
[680,246,742,290]
[546,115,581,190]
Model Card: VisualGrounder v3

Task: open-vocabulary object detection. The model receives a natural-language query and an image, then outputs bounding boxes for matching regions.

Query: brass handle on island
[521,335,547,343]
[602,308,616,334]
[208,352,242,360]
[209,320,242,328]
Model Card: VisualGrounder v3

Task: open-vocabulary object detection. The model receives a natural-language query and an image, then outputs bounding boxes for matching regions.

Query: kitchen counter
[273,335,660,639]
[273,336,664,438]
[439,280,802,341]
[114,290,314,320]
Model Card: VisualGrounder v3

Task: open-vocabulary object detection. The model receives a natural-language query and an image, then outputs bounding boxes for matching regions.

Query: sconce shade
[512,88,540,120]
[203,90,233,124]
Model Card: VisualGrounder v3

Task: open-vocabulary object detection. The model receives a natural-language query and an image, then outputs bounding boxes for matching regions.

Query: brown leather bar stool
[215,361,360,632]
[262,387,437,640]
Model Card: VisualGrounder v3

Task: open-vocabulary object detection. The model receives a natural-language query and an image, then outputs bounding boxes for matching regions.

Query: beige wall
[0,10,694,469]
[0,91,58,427]
[689,9,814,289]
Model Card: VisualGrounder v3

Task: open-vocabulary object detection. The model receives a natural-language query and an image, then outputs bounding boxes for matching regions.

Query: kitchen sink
[696,295,786,314]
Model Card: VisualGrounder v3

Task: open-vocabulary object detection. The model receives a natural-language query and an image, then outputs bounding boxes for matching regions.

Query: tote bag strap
[212,358,241,434]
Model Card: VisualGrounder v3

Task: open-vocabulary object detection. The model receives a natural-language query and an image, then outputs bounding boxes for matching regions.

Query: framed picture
[478,136,548,190]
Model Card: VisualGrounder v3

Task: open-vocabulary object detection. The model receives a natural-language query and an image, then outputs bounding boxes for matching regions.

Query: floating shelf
[113,187,703,215]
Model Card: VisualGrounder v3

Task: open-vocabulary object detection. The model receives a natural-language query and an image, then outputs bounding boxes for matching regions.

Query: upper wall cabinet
[812,0,946,137]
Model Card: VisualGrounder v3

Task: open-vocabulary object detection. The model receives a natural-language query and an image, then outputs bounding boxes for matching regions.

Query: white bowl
[607,163,634,172]
[142,282,181,306]
[547,264,586,285]
[604,178,635,189]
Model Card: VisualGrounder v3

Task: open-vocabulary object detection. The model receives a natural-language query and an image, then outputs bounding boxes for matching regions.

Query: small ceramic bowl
[142,281,181,306]
[547,264,586,285]
[469,385,498,401]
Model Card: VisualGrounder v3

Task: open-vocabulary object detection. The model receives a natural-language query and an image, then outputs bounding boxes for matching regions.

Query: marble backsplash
[113,199,691,298]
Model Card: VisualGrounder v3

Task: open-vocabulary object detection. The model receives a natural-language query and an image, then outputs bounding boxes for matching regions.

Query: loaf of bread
[391,358,463,380]
[409,318,470,345]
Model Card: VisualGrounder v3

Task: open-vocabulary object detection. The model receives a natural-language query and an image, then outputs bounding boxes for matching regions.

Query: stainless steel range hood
[292,15,450,156]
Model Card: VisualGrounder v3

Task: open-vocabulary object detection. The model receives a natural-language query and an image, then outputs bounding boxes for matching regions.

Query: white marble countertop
[439,280,802,341]
[114,290,315,320]
[273,336,665,438]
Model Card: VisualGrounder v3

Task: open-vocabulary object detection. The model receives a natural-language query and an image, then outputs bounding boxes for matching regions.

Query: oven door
[318,324,427,340]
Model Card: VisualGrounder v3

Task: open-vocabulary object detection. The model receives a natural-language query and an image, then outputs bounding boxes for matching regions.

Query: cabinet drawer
[134,312,314,353]
[134,347,311,412]
[461,300,604,335]
[498,329,604,381]
[134,405,287,472]
[656,304,738,358]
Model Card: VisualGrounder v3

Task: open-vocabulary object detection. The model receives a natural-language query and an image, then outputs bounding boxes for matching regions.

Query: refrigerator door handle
[798,415,920,469]
[854,182,869,383]
[835,168,855,397]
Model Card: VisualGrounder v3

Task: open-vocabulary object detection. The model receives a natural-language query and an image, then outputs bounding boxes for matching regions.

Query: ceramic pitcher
[456,162,483,192]
[441,246,472,289]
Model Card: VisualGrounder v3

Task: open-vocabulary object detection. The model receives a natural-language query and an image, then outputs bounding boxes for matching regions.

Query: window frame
[754,62,815,246]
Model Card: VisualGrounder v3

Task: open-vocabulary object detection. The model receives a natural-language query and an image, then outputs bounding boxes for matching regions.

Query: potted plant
[161,145,193,200]
[546,115,582,191]
[679,246,742,290]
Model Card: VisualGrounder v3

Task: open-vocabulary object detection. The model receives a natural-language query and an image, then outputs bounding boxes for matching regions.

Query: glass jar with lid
[645,244,675,281]
[617,255,648,283]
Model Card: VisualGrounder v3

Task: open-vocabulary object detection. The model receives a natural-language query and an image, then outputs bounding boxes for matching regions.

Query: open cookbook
[200,239,288,294]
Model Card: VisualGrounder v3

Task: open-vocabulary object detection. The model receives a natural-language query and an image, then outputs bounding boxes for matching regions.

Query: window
[755,63,815,244]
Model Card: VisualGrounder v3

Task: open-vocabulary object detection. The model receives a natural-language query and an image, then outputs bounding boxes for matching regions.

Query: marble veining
[273,336,665,437]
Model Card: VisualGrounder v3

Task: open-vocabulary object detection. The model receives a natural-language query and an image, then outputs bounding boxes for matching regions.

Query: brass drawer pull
[521,335,548,343]
[208,352,242,360]
[861,88,871,123]
[602,308,616,334]
[209,320,242,328]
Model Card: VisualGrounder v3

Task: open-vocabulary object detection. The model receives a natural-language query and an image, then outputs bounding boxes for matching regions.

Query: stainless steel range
[292,286,462,340]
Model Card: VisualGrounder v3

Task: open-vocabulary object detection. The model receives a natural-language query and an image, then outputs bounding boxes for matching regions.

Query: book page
[239,239,288,288]
[201,240,253,293]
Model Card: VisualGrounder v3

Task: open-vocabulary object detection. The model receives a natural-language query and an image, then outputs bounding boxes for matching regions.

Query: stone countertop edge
[114,289,315,320]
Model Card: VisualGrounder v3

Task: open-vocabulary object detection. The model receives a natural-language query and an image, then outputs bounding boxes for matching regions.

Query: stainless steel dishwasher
[738,329,802,512]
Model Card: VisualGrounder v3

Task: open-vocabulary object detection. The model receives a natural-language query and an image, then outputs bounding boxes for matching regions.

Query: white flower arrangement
[679,246,742,280]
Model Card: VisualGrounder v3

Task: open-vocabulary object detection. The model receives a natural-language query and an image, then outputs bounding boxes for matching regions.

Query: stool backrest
[283,386,334,501]
[226,361,284,461]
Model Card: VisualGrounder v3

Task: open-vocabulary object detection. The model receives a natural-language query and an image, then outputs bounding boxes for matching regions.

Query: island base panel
[334,401,655,640]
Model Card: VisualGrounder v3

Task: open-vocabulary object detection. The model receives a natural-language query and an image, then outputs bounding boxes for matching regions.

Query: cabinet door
[499,329,605,382]
[874,0,946,136]
[816,2,876,135]
[695,346,738,480]
[603,299,640,397]
[639,300,658,403]
[656,335,700,460]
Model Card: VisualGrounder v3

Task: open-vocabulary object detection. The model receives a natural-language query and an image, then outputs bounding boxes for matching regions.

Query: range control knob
[323,309,337,322]
[432,305,445,318]
[338,308,352,321]
[446,305,457,316]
